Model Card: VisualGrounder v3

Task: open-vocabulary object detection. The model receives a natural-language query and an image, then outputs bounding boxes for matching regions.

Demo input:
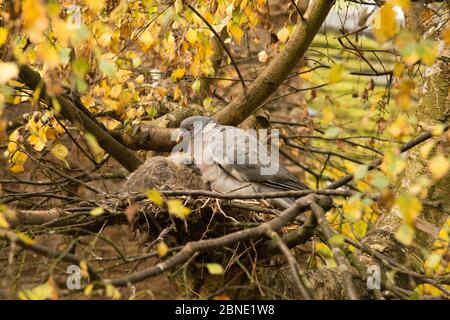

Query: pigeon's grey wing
[262,165,310,190]
[208,125,309,191]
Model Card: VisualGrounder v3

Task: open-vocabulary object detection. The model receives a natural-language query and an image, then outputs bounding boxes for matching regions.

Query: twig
[310,201,359,300]
[266,230,312,299]
[183,1,247,91]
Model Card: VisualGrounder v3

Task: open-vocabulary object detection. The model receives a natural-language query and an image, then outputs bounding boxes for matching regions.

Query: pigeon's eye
[190,123,194,129]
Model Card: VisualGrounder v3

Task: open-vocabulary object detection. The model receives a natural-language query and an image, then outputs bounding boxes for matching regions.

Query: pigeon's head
[177,116,215,143]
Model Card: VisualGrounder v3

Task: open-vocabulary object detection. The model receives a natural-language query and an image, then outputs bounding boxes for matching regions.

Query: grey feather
[179,116,309,209]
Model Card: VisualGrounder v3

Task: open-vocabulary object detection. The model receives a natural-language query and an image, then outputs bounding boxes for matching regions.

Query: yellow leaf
[392,0,411,9]
[185,28,198,45]
[380,150,406,178]
[424,253,441,270]
[85,0,105,13]
[206,263,224,275]
[299,66,313,81]
[372,4,398,44]
[84,284,94,297]
[393,62,404,77]
[395,79,415,110]
[191,79,201,92]
[90,207,105,216]
[342,196,363,222]
[245,6,258,28]
[22,0,49,43]
[395,224,414,246]
[167,199,190,219]
[105,284,121,300]
[109,84,122,99]
[16,231,34,244]
[9,164,25,174]
[146,189,164,206]
[421,41,438,66]
[229,23,244,44]
[328,64,346,84]
[44,128,59,141]
[51,18,70,47]
[28,135,46,152]
[36,43,60,69]
[277,27,290,43]
[8,129,20,154]
[428,155,449,180]
[0,62,19,84]
[171,67,186,82]
[157,241,169,257]
[19,282,57,300]
[419,141,434,159]
[396,194,422,226]
[432,124,444,136]
[11,150,28,164]
[388,116,412,138]
[321,106,335,125]
[0,27,8,46]
[135,74,145,84]
[173,86,182,101]
[79,260,89,277]
[85,133,104,161]
[138,29,158,52]
[353,221,368,238]
[51,144,69,161]
[329,234,345,245]
[0,215,10,229]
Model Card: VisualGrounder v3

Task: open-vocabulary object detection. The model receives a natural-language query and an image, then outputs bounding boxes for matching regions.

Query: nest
[123,156,206,193]
[122,156,301,298]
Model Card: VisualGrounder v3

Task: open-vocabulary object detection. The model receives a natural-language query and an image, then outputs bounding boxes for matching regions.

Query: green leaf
[372,171,389,191]
[99,59,117,78]
[354,165,369,181]
[324,126,340,138]
[329,234,345,245]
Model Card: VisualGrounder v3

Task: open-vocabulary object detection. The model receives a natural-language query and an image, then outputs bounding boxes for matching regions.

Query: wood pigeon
[176,116,310,209]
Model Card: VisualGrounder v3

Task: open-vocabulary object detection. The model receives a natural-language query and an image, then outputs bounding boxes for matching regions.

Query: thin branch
[266,230,312,299]
[311,201,359,300]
